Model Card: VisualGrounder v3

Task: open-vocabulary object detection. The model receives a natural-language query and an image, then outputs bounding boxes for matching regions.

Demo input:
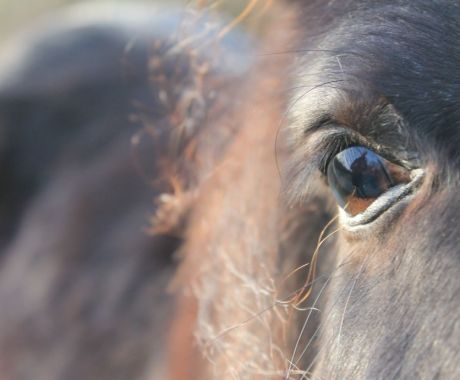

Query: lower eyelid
[340,168,425,227]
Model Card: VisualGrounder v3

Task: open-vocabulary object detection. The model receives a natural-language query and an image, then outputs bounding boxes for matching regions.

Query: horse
[0,1,458,379]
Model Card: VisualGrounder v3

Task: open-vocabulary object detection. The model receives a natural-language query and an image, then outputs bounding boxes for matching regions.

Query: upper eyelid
[284,123,419,204]
[308,126,374,171]
[307,125,414,173]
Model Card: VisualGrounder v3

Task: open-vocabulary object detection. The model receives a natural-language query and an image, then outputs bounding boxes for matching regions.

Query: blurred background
[0,0,256,43]
[0,1,184,41]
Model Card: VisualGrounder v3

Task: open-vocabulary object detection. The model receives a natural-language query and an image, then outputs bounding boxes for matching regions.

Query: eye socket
[327,146,412,216]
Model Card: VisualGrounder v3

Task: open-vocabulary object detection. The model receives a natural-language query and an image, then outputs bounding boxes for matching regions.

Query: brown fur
[162,4,332,378]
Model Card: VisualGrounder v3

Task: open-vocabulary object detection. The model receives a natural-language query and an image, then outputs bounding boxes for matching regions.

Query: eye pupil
[327,146,402,215]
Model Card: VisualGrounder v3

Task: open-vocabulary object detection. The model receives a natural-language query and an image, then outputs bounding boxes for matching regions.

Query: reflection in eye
[327,146,412,216]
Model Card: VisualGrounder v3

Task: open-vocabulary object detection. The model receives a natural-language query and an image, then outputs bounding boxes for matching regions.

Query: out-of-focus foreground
[0,1,262,379]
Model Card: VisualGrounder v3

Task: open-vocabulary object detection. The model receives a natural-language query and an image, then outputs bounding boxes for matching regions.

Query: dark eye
[327,146,411,216]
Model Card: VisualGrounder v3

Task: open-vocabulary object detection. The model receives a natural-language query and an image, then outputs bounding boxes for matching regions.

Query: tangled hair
[146,2,334,378]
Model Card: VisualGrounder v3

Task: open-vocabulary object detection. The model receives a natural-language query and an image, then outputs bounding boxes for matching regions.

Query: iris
[327,146,411,215]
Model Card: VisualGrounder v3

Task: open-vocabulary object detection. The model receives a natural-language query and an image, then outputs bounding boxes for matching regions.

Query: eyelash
[318,131,410,176]
[319,133,361,175]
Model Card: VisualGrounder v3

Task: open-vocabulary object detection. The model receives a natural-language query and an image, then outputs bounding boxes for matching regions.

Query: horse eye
[326,146,411,216]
